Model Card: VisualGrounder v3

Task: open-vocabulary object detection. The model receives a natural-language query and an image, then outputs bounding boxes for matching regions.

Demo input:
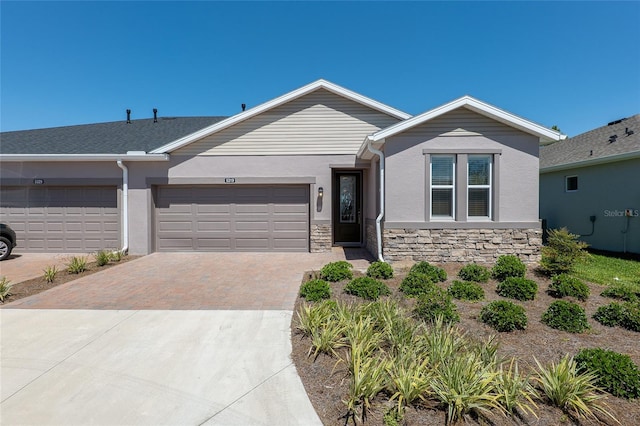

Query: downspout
[116,160,129,254]
[366,136,385,262]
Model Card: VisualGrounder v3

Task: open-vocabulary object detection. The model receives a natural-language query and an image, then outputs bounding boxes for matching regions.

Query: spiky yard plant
[343,315,383,358]
[494,358,539,417]
[430,351,502,424]
[43,265,58,283]
[66,256,88,274]
[309,317,347,359]
[533,355,618,423]
[0,277,13,302]
[386,347,433,416]
[421,316,466,367]
[94,250,111,267]
[342,348,388,423]
[295,300,336,337]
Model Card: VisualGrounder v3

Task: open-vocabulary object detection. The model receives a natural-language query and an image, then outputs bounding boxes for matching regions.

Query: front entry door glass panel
[339,175,356,224]
[333,172,362,244]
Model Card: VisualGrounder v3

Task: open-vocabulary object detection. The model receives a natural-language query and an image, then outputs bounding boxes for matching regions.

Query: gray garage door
[155,185,309,252]
[0,186,120,252]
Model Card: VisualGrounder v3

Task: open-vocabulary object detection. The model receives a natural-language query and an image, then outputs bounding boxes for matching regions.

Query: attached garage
[155,185,309,252]
[0,186,120,252]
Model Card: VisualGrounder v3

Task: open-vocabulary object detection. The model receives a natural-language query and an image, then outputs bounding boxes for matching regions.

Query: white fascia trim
[540,150,640,173]
[149,79,411,154]
[369,96,564,143]
[0,153,169,162]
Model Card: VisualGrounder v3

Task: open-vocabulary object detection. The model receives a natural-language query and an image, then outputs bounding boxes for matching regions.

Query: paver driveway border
[1,249,374,425]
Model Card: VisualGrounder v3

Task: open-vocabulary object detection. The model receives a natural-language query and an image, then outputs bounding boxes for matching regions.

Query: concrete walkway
[1,249,374,425]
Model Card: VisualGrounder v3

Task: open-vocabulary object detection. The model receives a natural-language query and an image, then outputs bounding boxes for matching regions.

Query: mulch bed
[291,263,640,425]
[1,255,139,306]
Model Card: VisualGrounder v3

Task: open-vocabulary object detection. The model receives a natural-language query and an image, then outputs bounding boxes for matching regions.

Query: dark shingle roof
[540,114,640,170]
[0,116,227,154]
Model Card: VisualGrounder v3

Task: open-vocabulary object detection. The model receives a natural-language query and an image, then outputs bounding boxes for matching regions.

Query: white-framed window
[565,175,578,192]
[430,155,455,219]
[467,155,492,218]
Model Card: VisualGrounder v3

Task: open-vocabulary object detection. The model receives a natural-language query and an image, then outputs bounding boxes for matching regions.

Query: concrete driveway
[1,250,373,425]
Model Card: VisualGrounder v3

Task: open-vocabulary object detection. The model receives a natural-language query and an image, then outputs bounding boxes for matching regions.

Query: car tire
[0,236,12,261]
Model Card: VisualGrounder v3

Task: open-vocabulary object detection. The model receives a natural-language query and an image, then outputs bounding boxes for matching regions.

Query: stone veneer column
[310,223,332,252]
[382,228,542,263]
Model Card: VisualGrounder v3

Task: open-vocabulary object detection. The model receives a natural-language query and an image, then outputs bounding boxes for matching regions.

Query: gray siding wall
[382,108,540,225]
[540,158,640,254]
[174,89,400,156]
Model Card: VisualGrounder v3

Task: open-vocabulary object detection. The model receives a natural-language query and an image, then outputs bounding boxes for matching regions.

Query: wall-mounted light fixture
[318,187,324,198]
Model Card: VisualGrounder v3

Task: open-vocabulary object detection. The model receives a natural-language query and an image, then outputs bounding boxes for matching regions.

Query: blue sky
[1,1,639,137]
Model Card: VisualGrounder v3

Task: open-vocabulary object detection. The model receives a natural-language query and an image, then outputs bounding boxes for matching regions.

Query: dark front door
[333,172,362,245]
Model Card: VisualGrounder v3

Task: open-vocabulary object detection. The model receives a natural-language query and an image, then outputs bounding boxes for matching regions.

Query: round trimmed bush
[479,300,527,332]
[344,276,390,300]
[491,255,526,281]
[320,261,353,282]
[547,274,590,301]
[621,302,640,332]
[414,286,459,323]
[400,272,435,297]
[300,279,331,302]
[496,277,538,301]
[601,283,639,302]
[458,263,490,283]
[447,280,484,301]
[594,302,625,327]
[542,300,589,333]
[575,348,640,399]
[409,261,447,282]
[366,261,394,279]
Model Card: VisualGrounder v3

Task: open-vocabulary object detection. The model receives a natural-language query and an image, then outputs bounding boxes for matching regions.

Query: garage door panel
[156,185,309,252]
[0,186,119,252]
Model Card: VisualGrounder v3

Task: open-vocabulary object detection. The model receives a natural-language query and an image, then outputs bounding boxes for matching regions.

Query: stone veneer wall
[383,228,542,263]
[310,223,332,252]
[365,220,378,259]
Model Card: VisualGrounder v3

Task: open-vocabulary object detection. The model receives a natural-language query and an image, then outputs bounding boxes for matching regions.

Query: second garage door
[155,185,309,252]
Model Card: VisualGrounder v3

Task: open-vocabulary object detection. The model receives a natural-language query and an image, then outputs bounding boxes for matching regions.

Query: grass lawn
[573,252,640,287]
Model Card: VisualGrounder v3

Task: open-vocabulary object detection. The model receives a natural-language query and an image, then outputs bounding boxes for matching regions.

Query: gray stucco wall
[540,158,640,254]
[383,126,540,225]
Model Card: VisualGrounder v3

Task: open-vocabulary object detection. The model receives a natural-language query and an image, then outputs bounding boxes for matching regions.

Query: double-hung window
[467,155,492,218]
[431,155,455,219]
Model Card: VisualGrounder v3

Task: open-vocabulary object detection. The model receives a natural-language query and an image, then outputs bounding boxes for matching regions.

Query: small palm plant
[534,355,618,423]
[43,265,58,283]
[494,358,539,417]
[66,256,87,274]
[343,347,388,423]
[0,277,13,302]
[386,347,433,416]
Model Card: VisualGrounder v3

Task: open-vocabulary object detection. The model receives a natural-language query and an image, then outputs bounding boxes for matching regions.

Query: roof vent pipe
[366,136,385,262]
[241,103,246,112]
[126,109,131,124]
[153,108,158,123]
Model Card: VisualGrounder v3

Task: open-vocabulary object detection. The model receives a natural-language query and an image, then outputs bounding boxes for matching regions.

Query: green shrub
[575,348,640,399]
[320,261,353,282]
[111,250,124,262]
[594,301,640,332]
[601,283,639,302]
[344,277,390,300]
[366,261,394,279]
[542,300,589,333]
[66,256,88,274]
[593,302,625,327]
[0,277,13,302]
[300,279,331,302]
[414,286,459,323]
[399,272,435,297]
[448,280,484,301]
[458,263,490,283]
[409,261,447,282]
[548,274,590,301]
[479,300,527,332]
[491,255,526,281]
[43,265,58,283]
[496,277,538,301]
[540,228,589,275]
[94,250,111,267]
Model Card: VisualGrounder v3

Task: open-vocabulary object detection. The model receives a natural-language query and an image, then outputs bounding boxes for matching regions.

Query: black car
[0,223,17,261]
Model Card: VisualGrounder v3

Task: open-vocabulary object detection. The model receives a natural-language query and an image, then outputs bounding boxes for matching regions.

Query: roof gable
[150,79,411,154]
[358,96,563,157]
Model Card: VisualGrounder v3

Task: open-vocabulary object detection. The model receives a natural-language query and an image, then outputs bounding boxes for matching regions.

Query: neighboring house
[540,114,640,254]
[0,80,562,262]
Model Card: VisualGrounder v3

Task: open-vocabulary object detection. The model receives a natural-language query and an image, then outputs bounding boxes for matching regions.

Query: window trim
[467,154,492,220]
[565,175,578,192]
[430,154,456,220]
